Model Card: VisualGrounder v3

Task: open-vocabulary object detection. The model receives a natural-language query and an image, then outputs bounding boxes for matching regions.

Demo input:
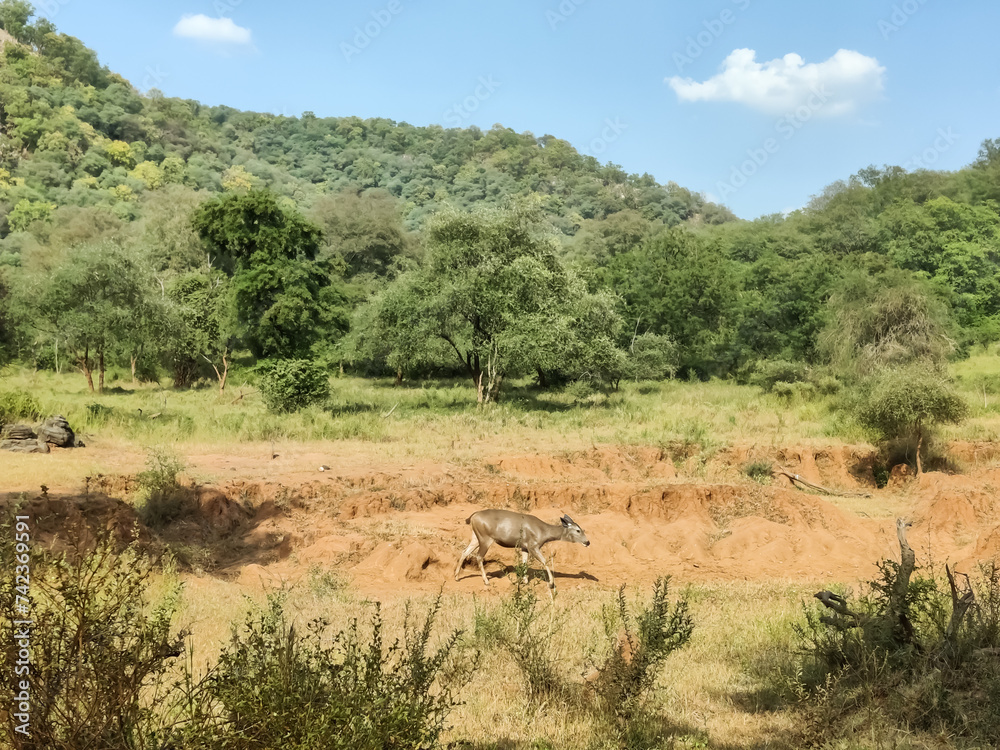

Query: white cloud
[667,48,885,116]
[173,14,253,45]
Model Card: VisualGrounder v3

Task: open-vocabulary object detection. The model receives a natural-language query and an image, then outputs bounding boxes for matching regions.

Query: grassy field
[5,352,1000,748]
[2,348,999,472]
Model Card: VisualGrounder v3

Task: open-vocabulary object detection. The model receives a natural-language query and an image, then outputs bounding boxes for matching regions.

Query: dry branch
[889,518,917,647]
[814,590,865,629]
[773,465,872,498]
[945,564,975,640]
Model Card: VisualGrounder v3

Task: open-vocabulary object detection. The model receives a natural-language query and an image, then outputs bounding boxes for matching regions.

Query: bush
[177,594,466,750]
[494,569,567,700]
[591,577,694,723]
[627,333,678,381]
[794,554,1000,745]
[743,460,774,484]
[0,388,42,426]
[810,374,841,396]
[135,448,188,527]
[256,359,331,413]
[0,519,185,750]
[748,359,808,392]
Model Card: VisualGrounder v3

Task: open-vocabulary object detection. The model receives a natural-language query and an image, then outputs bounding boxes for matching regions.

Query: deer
[454,509,590,590]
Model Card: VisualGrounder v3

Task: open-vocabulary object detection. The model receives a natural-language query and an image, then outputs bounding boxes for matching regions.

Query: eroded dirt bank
[5,443,1000,599]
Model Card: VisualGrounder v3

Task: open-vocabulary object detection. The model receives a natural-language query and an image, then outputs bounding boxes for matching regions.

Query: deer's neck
[541,521,566,544]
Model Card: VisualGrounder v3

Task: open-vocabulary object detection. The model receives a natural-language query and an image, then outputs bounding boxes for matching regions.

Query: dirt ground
[6,441,1000,600]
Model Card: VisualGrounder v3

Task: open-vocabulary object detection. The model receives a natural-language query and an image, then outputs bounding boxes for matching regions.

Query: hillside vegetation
[1,2,1000,453]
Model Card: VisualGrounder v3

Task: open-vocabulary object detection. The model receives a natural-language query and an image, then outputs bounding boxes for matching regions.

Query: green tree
[360,203,627,402]
[7,198,54,232]
[607,228,739,377]
[192,190,350,359]
[13,241,166,392]
[308,190,416,279]
[820,267,955,380]
[164,269,235,390]
[0,0,32,43]
[856,363,967,475]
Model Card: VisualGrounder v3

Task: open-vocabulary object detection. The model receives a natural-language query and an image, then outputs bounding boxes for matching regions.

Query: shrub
[135,448,188,527]
[256,359,331,413]
[627,333,678,381]
[0,519,185,750]
[591,577,694,723]
[177,594,466,750]
[743,460,774,484]
[794,552,1000,745]
[749,359,808,392]
[494,569,567,700]
[811,374,842,396]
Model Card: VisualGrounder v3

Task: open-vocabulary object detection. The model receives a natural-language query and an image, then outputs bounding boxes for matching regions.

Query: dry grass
[156,569,816,749]
[7,355,1000,747]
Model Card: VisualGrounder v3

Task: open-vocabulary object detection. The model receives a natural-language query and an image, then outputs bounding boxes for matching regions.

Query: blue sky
[38,0,1000,219]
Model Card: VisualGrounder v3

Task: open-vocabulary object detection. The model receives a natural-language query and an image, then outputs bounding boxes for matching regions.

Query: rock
[0,438,49,453]
[2,424,36,440]
[39,414,75,447]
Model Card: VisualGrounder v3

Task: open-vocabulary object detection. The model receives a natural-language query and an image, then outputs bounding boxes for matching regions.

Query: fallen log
[774,464,872,498]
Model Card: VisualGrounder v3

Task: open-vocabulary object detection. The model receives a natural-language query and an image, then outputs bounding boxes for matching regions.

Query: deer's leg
[531,546,555,590]
[520,548,530,583]
[455,536,479,581]
[477,538,494,587]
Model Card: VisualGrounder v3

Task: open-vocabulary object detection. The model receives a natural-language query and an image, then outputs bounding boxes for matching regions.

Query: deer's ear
[561,514,573,526]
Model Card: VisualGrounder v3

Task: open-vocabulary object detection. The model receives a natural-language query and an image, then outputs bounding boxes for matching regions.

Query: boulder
[39,414,75,447]
[2,424,36,440]
[0,438,49,453]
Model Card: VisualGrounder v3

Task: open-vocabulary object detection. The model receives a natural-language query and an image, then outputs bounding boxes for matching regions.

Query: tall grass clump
[0,388,42,426]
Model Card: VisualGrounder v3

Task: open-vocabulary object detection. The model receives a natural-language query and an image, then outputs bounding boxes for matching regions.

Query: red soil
[5,443,999,599]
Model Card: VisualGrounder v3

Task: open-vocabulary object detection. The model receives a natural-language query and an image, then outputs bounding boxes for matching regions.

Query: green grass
[4,352,1000,457]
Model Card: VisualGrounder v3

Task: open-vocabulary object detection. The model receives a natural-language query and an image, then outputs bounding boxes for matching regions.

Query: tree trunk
[130,354,138,385]
[208,347,230,394]
[915,421,923,477]
[889,518,917,647]
[79,346,95,393]
[395,367,403,387]
[473,368,485,404]
[98,349,105,394]
[536,367,548,389]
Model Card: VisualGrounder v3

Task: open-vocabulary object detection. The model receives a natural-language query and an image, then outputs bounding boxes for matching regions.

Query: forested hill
[3,1,1000,397]
[0,4,732,244]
